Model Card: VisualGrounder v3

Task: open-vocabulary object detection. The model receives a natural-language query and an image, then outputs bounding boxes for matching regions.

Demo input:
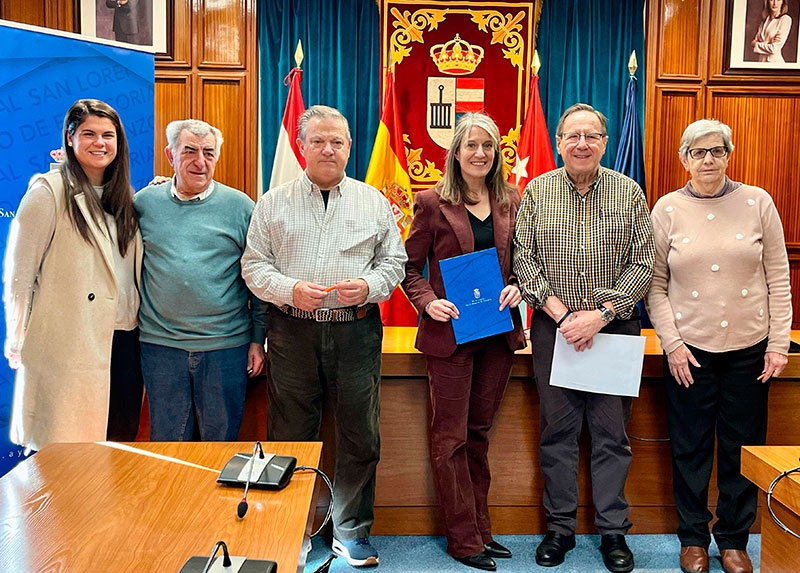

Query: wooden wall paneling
[159,0,192,67]
[791,265,800,329]
[45,0,72,30]
[199,75,248,194]
[153,74,192,180]
[707,87,800,246]
[0,0,71,31]
[0,1,44,26]
[647,86,703,205]
[196,0,247,68]
[706,0,727,79]
[653,0,705,79]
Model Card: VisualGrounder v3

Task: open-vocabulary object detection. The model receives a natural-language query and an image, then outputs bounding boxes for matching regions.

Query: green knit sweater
[134,181,266,351]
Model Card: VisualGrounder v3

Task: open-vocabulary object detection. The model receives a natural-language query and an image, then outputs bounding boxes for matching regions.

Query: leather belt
[279,304,373,322]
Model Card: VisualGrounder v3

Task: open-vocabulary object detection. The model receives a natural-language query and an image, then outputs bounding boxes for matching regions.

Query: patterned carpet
[306,533,761,572]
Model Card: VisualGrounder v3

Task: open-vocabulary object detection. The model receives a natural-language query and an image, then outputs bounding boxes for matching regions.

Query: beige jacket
[5,171,142,450]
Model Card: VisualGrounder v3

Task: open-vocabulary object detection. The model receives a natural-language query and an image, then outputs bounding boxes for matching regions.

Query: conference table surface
[0,441,322,573]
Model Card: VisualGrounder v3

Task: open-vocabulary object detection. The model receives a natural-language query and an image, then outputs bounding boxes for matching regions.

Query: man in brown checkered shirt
[513,103,654,573]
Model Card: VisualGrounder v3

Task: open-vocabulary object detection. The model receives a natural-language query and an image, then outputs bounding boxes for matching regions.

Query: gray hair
[166,119,223,155]
[297,105,351,141]
[678,119,734,160]
[556,103,608,136]
[437,112,513,208]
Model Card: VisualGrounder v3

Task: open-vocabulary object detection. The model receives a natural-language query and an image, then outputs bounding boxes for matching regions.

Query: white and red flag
[270,44,306,188]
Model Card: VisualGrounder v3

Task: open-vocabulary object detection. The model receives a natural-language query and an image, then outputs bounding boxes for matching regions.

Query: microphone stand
[238,441,265,519]
[200,540,232,573]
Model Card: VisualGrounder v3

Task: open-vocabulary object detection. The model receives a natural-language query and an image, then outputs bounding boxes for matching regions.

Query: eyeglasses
[307,137,347,151]
[560,132,606,144]
[687,146,728,160]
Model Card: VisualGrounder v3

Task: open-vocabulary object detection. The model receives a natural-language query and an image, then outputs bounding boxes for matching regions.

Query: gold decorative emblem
[429,33,485,75]
[389,8,447,67]
[472,11,526,70]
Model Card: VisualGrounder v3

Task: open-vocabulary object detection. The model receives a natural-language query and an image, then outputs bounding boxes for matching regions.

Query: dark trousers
[266,305,382,541]
[532,310,639,535]
[107,327,144,441]
[425,335,514,559]
[665,338,769,550]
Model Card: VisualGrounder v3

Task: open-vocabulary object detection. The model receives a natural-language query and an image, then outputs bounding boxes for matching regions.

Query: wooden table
[741,446,800,573]
[0,441,322,572]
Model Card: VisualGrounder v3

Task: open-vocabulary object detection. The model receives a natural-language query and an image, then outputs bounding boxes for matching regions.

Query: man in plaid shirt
[513,103,654,573]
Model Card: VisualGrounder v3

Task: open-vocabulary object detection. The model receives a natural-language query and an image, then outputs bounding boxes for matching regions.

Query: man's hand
[335,278,369,306]
[247,343,265,377]
[148,175,170,186]
[425,299,459,322]
[559,309,605,352]
[292,281,328,311]
[667,344,700,387]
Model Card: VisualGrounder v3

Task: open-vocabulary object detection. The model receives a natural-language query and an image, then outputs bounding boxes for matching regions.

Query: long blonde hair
[436,112,513,208]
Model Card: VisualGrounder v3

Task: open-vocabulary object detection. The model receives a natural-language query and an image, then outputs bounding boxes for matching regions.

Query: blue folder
[439,247,514,344]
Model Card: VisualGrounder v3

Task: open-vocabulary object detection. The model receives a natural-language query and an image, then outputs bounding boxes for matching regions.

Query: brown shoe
[679,546,709,573]
[720,549,753,573]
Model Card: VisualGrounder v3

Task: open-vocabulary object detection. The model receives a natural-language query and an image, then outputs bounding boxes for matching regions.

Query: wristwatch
[598,306,615,323]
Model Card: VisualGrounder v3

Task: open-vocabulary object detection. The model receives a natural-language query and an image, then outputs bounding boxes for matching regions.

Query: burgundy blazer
[401,187,526,358]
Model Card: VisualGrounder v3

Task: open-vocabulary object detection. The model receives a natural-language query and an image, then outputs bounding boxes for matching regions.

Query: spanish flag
[366,69,418,326]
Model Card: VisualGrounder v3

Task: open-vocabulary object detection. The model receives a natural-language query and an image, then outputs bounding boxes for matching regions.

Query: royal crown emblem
[430,34,484,76]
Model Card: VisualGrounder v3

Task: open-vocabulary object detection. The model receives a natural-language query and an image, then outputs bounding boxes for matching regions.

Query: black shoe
[535,531,576,567]
[455,552,497,571]
[600,534,634,573]
[483,540,512,558]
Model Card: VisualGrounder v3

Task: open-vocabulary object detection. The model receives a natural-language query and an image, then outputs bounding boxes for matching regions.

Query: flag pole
[294,39,304,69]
[627,50,637,76]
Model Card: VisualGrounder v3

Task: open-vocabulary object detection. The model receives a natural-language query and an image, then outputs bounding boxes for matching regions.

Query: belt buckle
[314,308,333,322]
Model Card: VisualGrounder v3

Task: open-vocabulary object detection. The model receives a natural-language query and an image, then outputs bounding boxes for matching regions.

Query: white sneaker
[332,537,379,567]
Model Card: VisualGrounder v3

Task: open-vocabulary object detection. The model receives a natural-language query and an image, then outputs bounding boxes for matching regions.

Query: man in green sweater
[135,119,266,441]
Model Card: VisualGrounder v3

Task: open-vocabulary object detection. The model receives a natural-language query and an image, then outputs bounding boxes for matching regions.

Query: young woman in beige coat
[3,99,143,451]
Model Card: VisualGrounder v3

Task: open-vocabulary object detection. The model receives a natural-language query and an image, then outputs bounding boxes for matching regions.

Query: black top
[467,209,494,252]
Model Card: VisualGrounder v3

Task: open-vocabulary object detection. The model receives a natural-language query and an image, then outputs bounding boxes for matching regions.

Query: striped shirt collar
[171,177,215,201]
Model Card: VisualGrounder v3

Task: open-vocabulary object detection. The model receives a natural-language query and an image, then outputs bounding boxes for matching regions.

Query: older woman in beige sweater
[646,119,792,573]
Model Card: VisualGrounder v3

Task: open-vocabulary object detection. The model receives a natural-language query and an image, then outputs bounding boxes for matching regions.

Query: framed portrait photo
[726,0,800,73]
[77,0,172,57]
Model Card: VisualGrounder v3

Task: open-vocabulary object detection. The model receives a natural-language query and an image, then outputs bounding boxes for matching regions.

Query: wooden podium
[0,441,322,572]
[742,446,800,573]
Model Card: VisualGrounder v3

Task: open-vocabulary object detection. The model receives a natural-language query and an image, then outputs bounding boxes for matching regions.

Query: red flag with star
[509,74,555,194]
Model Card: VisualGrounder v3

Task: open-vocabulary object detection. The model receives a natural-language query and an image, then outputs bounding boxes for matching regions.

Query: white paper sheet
[550,331,646,397]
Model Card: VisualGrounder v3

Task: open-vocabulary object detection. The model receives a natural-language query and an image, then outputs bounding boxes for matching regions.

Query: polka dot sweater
[646,184,792,355]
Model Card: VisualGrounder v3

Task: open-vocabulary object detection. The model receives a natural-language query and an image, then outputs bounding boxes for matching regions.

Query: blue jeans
[141,342,248,441]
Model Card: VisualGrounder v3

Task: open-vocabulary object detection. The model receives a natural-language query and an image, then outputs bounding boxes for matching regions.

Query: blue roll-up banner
[0,20,155,476]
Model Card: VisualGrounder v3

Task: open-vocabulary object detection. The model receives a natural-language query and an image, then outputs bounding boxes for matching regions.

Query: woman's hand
[760,351,788,382]
[499,284,522,311]
[7,352,21,370]
[667,344,700,387]
[425,299,459,322]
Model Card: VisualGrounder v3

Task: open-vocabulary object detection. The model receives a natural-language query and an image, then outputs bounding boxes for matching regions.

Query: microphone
[237,441,265,519]
[180,539,278,572]
[202,540,232,573]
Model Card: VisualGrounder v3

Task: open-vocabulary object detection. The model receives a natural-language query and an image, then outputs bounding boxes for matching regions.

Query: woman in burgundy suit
[402,113,525,571]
